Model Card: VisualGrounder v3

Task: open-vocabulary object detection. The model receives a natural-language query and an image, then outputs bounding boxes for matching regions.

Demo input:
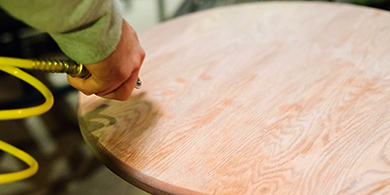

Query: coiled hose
[0,56,89,184]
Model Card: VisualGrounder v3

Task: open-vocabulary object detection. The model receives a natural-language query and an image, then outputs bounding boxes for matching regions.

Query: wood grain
[78,2,390,194]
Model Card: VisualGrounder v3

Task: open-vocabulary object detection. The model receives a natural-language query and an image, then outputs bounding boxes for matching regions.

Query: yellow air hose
[0,56,141,184]
[0,56,89,184]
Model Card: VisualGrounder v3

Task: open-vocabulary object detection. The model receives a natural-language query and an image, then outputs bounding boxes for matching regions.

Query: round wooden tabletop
[78,2,390,194]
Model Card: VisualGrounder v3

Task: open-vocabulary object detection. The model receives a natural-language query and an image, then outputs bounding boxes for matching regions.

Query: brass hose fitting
[31,59,91,78]
[31,59,141,88]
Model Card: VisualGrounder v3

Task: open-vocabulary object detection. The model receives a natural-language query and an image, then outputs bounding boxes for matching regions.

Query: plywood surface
[78,2,390,194]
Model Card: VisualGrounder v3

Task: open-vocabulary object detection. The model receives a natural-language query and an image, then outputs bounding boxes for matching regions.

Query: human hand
[67,19,145,101]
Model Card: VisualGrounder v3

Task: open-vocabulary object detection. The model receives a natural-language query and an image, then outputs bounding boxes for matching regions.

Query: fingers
[67,64,141,101]
[67,72,138,101]
[97,70,140,101]
[67,74,115,96]
[67,75,92,95]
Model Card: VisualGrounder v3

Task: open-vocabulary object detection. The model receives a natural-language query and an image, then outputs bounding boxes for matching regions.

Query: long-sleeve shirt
[0,0,123,64]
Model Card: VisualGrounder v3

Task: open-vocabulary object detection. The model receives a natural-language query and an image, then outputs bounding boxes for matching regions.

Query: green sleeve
[0,0,123,64]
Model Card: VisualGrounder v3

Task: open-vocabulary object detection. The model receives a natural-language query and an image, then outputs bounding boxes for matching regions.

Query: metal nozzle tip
[135,78,141,89]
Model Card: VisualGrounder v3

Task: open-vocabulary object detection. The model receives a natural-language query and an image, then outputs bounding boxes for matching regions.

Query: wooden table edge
[79,123,208,195]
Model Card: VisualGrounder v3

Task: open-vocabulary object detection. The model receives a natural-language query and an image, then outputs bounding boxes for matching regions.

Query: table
[78,2,390,194]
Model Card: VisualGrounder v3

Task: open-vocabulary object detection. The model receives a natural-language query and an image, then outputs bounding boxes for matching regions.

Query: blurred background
[0,0,389,194]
